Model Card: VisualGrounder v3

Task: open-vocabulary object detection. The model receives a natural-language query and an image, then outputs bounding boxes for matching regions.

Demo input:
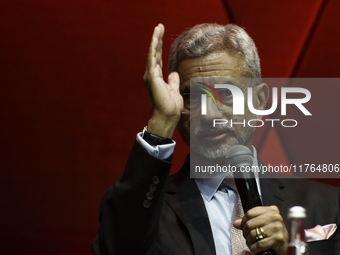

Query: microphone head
[225,145,254,167]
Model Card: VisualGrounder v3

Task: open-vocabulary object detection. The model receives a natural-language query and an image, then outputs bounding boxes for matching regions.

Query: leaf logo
[196,82,223,107]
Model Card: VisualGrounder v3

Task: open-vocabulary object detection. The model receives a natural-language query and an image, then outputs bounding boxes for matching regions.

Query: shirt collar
[195,146,260,202]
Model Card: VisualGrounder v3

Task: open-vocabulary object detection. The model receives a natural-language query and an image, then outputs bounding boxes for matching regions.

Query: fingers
[246,222,287,249]
[155,24,164,72]
[241,206,282,237]
[168,72,180,91]
[146,24,164,79]
[249,229,287,255]
[236,206,288,255]
[144,24,165,103]
[233,219,242,229]
[168,72,182,111]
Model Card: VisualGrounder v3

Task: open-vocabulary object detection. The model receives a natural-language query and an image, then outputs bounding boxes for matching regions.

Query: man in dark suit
[92,23,340,255]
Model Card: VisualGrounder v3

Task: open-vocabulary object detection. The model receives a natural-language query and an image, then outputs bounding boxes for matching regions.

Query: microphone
[225,145,275,255]
[225,145,262,211]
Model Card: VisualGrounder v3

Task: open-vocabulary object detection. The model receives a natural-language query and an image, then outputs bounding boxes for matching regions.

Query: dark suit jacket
[92,141,340,255]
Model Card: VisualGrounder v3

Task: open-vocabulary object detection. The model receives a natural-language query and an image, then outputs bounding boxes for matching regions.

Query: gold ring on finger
[255,227,266,240]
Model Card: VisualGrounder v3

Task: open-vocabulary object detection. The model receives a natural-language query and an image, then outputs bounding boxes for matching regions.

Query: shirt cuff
[136,132,176,160]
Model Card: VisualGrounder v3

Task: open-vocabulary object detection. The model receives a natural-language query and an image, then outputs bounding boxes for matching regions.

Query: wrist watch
[142,126,173,146]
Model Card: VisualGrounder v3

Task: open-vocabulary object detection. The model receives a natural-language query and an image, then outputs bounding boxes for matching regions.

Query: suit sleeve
[92,140,172,255]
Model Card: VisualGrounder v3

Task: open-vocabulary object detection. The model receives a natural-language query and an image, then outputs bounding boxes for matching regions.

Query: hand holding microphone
[226,146,288,255]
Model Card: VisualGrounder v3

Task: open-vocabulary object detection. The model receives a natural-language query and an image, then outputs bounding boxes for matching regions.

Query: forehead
[177,52,246,92]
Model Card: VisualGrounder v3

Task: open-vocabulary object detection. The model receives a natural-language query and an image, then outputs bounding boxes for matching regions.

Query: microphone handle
[234,170,276,255]
[234,177,262,212]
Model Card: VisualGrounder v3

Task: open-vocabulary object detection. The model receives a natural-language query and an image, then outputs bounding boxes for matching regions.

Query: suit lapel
[165,157,216,255]
[260,177,285,207]
[258,157,293,224]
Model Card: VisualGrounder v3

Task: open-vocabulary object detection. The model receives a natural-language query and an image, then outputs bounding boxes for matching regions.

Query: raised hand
[234,206,289,255]
[143,24,183,138]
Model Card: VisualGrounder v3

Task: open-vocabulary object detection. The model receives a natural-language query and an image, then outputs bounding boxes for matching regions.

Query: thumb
[233,219,242,229]
[168,72,180,90]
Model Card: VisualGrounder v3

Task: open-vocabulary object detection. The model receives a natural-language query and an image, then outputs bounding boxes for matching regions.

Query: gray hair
[168,23,261,85]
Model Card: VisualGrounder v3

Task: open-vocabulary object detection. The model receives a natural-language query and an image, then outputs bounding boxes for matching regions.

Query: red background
[1,0,340,254]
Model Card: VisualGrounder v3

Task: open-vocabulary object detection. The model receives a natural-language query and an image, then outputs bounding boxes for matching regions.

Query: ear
[255,83,269,110]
